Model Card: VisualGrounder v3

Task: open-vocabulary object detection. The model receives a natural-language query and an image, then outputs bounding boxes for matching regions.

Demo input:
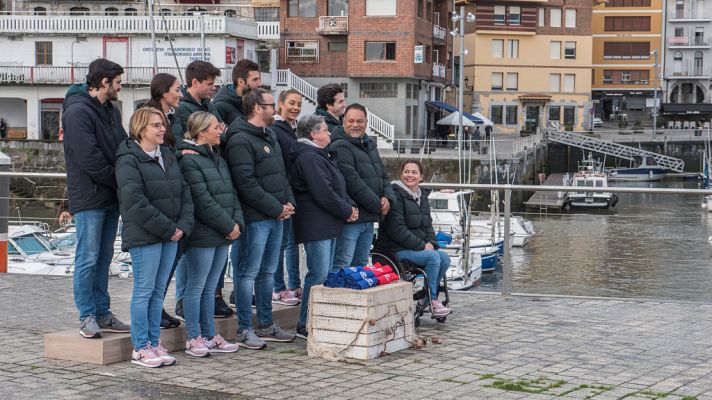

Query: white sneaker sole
[79,330,101,339]
[131,359,163,368]
[210,347,239,353]
[184,349,210,357]
[238,342,266,350]
[257,335,296,342]
[272,300,301,306]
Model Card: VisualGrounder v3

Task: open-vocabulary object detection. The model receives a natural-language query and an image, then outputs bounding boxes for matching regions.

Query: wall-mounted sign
[414,45,424,64]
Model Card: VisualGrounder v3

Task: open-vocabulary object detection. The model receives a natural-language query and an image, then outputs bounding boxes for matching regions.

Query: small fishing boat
[608,156,668,182]
[567,154,619,209]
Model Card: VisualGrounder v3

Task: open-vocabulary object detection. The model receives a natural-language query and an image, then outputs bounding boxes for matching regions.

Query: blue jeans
[184,245,229,340]
[230,239,239,296]
[395,249,450,299]
[274,217,300,292]
[173,253,187,301]
[298,239,336,328]
[129,241,178,350]
[73,207,120,321]
[332,222,374,272]
[235,219,283,330]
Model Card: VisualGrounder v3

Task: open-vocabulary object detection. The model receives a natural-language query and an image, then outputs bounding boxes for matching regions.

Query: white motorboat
[608,156,668,182]
[567,154,619,209]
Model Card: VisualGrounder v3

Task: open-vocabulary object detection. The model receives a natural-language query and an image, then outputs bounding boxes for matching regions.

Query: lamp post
[451,6,475,180]
[651,49,659,139]
[70,37,87,84]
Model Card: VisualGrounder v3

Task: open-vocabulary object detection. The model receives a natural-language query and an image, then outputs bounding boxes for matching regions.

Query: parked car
[592,117,603,128]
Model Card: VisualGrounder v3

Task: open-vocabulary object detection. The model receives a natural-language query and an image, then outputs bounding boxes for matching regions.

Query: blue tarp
[426,101,484,124]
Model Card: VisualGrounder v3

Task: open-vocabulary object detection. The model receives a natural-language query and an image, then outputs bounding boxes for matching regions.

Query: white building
[0,1,278,139]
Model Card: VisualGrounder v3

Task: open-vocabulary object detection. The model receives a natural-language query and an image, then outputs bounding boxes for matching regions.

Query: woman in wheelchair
[375,160,452,317]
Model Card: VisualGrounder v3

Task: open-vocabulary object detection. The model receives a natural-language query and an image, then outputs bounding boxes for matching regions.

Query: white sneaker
[205,334,238,353]
[185,336,210,357]
[272,290,300,306]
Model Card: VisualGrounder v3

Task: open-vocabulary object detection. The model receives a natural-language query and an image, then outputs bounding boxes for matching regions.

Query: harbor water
[479,180,712,301]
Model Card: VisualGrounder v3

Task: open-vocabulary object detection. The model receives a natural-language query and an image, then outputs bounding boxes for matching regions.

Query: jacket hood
[392,183,431,199]
[181,86,212,109]
[116,138,171,162]
[63,83,109,113]
[214,84,241,106]
[315,107,341,125]
[231,118,272,139]
[291,139,329,161]
[177,139,219,160]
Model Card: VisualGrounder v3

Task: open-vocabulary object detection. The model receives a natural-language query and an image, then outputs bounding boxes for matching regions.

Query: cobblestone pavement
[1,274,711,399]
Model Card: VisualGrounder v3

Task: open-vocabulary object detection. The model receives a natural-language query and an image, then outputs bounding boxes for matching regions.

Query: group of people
[62,57,453,369]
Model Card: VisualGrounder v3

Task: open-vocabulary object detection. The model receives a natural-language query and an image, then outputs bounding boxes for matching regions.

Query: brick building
[279,0,453,139]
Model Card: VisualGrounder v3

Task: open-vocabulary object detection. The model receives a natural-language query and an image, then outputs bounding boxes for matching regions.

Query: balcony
[433,24,446,44]
[668,36,712,49]
[0,14,258,39]
[668,67,711,79]
[670,11,712,22]
[432,63,446,79]
[317,16,348,35]
[257,21,279,40]
[0,66,237,85]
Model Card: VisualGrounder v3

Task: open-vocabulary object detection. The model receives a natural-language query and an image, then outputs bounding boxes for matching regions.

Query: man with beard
[225,88,296,349]
[214,59,262,125]
[62,58,130,338]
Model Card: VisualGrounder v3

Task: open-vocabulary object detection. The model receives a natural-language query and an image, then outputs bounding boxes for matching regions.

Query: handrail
[0,66,234,85]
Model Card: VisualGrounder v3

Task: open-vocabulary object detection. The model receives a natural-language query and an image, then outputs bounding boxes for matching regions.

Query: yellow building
[455,0,592,133]
[591,0,662,122]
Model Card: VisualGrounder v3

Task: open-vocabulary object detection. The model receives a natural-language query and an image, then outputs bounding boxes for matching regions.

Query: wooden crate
[307,281,415,361]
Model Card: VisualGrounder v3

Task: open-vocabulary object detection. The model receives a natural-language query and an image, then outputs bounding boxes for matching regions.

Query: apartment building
[278,0,453,139]
[591,0,662,121]
[457,0,592,133]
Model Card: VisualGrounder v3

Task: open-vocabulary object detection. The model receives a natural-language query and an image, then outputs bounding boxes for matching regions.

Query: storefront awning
[518,93,552,102]
[660,103,712,115]
[425,101,483,123]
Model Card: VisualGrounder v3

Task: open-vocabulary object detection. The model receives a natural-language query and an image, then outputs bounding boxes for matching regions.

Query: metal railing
[257,21,280,39]
[433,24,446,42]
[0,66,235,85]
[380,136,542,159]
[317,16,348,34]
[668,36,712,47]
[432,63,446,79]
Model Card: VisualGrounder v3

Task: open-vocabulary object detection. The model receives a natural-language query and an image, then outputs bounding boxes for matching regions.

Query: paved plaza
[1,273,711,399]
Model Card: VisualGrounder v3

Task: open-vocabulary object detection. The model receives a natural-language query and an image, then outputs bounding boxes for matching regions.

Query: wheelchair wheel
[435,317,447,323]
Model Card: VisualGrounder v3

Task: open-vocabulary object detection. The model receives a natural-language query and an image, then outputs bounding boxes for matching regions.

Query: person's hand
[379,197,390,215]
[226,224,241,240]
[218,122,227,134]
[424,243,435,251]
[181,149,199,155]
[170,229,184,241]
[347,207,359,222]
[278,203,296,221]
[58,211,73,225]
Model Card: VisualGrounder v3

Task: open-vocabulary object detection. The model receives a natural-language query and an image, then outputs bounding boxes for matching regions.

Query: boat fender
[610,195,619,208]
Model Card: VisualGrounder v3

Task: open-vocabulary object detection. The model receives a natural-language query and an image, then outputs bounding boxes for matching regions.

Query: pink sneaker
[292,287,303,300]
[185,336,210,357]
[272,290,300,306]
[131,347,163,368]
[205,334,238,353]
[431,300,452,317]
[150,342,176,366]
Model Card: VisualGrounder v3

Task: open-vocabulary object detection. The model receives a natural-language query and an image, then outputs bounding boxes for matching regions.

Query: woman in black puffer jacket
[116,107,194,368]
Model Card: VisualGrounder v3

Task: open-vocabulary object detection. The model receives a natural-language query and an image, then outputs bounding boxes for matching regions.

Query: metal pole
[148,0,158,75]
[458,5,465,185]
[0,152,10,273]
[652,49,658,139]
[200,13,206,61]
[70,41,75,84]
[502,188,511,296]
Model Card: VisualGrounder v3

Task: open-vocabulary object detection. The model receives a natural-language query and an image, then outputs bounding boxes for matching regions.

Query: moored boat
[608,156,668,182]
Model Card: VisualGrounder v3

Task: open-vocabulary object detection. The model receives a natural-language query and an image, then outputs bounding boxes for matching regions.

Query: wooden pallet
[45,304,299,365]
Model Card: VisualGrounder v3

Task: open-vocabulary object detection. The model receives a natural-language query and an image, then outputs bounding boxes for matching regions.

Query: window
[286,40,319,63]
[490,105,504,124]
[508,40,519,58]
[550,41,561,59]
[604,17,651,32]
[549,74,560,92]
[505,105,518,125]
[603,42,651,59]
[563,74,575,92]
[675,27,685,37]
[405,106,412,135]
[70,7,89,15]
[288,0,317,17]
[328,41,347,52]
[33,7,46,15]
[359,82,397,98]
[224,9,237,17]
[603,72,613,83]
[621,72,631,83]
[491,39,504,58]
[35,41,52,65]
[550,8,561,28]
[565,9,576,28]
[254,7,279,21]
[563,106,575,126]
[602,70,650,84]
[412,105,419,134]
[426,1,433,22]
[328,0,348,16]
[124,8,138,16]
[506,73,518,91]
[564,41,576,59]
[494,6,506,24]
[159,9,172,16]
[548,106,560,122]
[608,0,651,6]
[491,73,503,91]
[418,0,424,18]
[538,8,545,27]
[406,84,412,99]
[340,83,348,98]
[104,7,119,16]
[366,0,396,16]
[509,6,521,25]
[365,42,396,61]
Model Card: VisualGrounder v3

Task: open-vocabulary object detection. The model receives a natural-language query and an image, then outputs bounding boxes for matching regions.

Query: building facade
[591,0,663,122]
[457,0,592,133]
[0,0,275,139]
[278,0,453,139]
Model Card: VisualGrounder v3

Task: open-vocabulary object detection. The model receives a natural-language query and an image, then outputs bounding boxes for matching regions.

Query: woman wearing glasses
[115,107,194,368]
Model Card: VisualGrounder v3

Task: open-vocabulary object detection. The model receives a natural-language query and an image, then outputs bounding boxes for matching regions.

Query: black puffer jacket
[177,140,244,248]
[225,118,295,224]
[315,107,342,133]
[291,141,353,243]
[376,184,438,253]
[272,119,297,181]
[213,84,244,126]
[328,129,395,224]
[61,84,127,214]
[115,139,194,251]
[171,87,223,144]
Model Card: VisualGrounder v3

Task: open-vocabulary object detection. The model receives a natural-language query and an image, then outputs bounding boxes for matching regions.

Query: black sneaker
[160,316,171,330]
[175,298,185,322]
[228,290,236,309]
[161,308,180,329]
[296,325,308,340]
[214,296,233,318]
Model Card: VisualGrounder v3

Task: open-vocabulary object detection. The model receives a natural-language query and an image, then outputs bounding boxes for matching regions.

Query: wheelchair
[370,248,450,327]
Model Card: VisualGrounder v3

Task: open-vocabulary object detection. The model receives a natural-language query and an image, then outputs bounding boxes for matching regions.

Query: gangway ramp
[547,130,685,172]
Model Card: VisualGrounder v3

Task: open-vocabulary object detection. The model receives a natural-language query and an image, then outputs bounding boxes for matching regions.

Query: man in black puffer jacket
[171,61,223,144]
[62,59,130,339]
[225,88,296,348]
[314,83,345,133]
[329,103,396,272]
[214,59,262,126]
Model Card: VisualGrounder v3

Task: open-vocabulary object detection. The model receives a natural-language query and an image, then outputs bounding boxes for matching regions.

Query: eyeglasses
[259,103,275,109]
[148,122,165,129]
